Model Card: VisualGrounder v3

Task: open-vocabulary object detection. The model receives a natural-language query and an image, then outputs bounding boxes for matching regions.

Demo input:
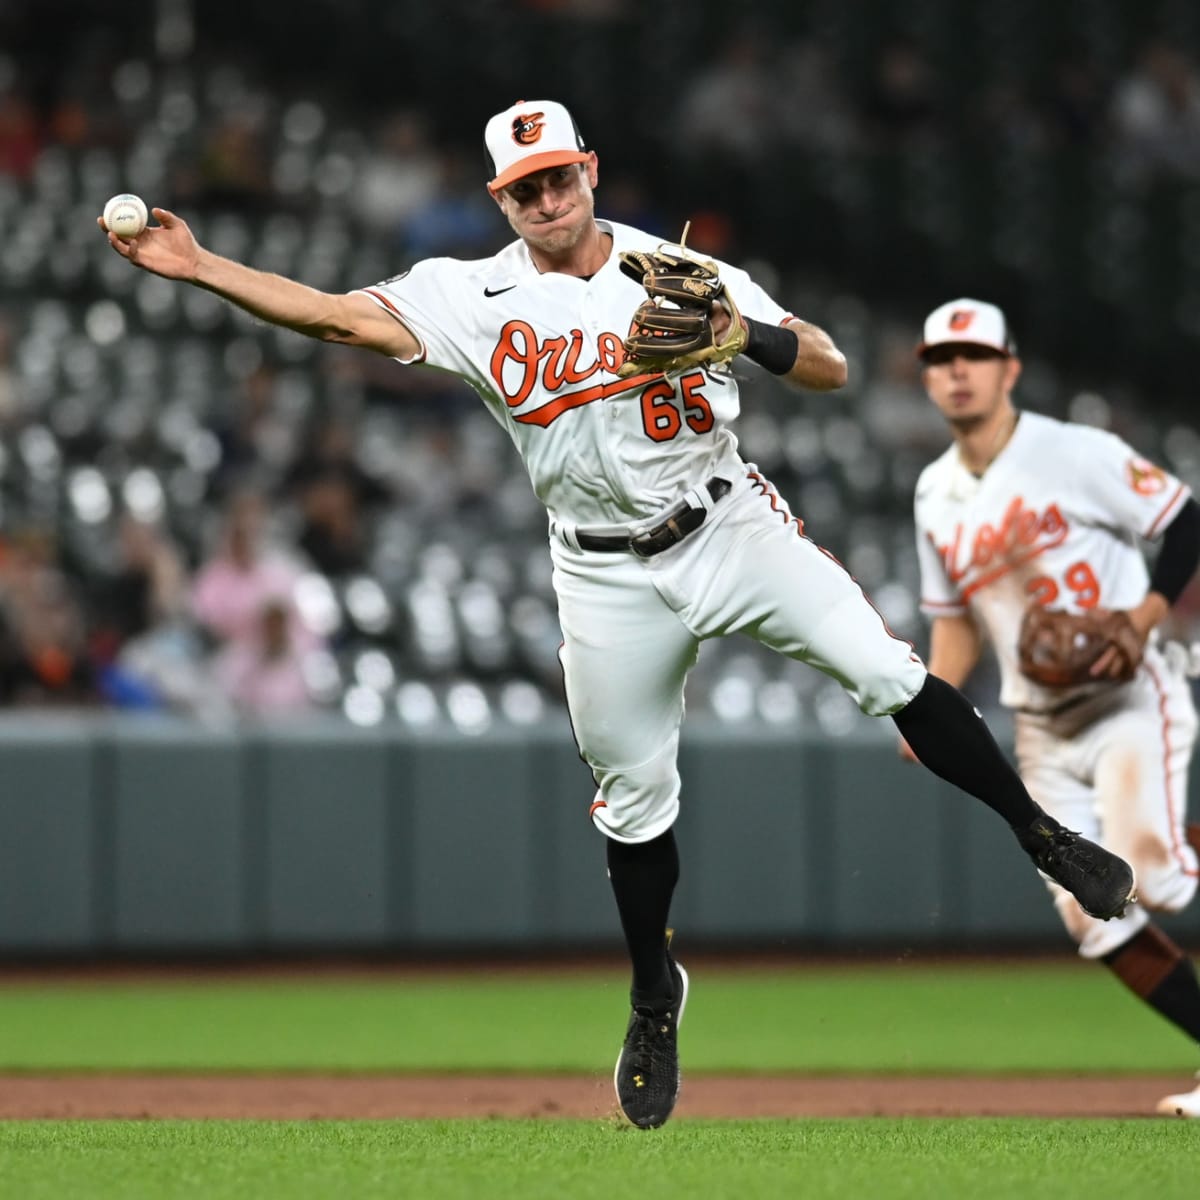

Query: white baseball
[103,193,149,240]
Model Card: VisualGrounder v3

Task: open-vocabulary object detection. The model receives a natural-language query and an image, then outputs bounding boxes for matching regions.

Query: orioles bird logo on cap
[948,310,976,331]
[512,112,546,146]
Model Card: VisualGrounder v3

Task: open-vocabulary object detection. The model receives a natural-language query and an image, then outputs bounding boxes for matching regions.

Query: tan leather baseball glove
[616,245,747,378]
[1017,605,1145,687]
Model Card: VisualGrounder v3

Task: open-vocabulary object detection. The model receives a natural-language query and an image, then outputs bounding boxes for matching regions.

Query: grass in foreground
[0,962,1194,1073]
[0,1118,1195,1200]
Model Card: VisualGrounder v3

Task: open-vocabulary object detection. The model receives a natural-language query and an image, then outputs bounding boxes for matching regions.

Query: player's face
[920,344,1021,430]
[494,156,599,256]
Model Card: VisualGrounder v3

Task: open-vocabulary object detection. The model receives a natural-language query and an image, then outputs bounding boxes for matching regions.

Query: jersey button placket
[583,292,615,403]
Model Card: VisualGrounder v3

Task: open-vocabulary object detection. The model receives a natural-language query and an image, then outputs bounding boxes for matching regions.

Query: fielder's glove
[1017,605,1144,687]
[616,247,747,378]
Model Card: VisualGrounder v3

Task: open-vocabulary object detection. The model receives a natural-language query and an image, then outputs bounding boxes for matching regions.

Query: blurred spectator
[86,519,176,705]
[89,513,219,713]
[0,528,94,706]
[97,512,189,643]
[211,363,295,494]
[680,209,737,261]
[598,172,668,239]
[860,326,950,455]
[195,111,274,210]
[192,488,317,657]
[0,89,41,180]
[284,419,390,577]
[47,92,91,149]
[675,33,776,163]
[211,595,313,715]
[1110,40,1200,183]
[400,148,501,258]
[352,109,441,238]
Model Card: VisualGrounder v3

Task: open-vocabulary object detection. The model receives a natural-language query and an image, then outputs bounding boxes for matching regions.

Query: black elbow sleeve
[742,318,798,376]
[1150,496,1200,605]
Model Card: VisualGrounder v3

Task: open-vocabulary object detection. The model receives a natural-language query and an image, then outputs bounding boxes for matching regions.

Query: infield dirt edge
[0,1073,1190,1119]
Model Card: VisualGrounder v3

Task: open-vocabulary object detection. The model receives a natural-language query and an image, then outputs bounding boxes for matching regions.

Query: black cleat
[1016,817,1137,920]
[614,958,689,1129]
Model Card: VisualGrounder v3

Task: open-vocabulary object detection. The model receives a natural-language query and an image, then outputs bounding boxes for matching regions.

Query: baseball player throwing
[101,102,1136,1129]
[910,298,1200,1119]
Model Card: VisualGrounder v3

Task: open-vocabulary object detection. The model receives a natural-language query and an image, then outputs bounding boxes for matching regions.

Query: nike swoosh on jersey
[484,285,517,297]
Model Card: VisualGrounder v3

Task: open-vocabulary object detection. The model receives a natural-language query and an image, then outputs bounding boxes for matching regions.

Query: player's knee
[588,745,680,843]
[853,657,927,718]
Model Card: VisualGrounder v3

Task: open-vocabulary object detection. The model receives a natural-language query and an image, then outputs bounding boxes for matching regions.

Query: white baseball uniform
[915,410,1199,955]
[357,219,926,841]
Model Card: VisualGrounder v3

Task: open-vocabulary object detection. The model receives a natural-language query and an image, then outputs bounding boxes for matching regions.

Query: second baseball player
[910,297,1200,1119]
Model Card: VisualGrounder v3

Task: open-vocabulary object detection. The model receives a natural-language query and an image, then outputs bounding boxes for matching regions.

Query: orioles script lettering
[490,321,626,406]
[487,321,658,429]
[935,496,1069,586]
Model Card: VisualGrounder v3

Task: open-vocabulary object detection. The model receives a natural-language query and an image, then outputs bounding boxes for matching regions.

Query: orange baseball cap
[484,99,589,193]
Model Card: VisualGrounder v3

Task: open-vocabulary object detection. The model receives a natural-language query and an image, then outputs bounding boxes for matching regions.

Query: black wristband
[743,317,797,376]
[1150,496,1200,605]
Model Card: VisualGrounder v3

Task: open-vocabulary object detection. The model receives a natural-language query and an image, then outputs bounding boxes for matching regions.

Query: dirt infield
[0,1073,1188,1119]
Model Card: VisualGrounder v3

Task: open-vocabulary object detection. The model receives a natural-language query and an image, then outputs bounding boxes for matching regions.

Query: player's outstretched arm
[98,207,418,359]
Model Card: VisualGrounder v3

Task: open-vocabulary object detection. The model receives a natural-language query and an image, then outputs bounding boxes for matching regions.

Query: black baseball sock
[1103,924,1200,1043]
[606,828,679,1011]
[892,673,1041,828]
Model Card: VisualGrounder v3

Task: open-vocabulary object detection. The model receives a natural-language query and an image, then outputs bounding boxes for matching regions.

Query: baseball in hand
[103,193,149,240]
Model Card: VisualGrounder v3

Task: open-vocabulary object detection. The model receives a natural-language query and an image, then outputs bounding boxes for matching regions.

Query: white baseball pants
[1015,643,1199,958]
[551,470,927,842]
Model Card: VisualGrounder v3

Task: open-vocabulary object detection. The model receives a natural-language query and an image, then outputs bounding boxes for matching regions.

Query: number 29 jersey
[914,410,1191,711]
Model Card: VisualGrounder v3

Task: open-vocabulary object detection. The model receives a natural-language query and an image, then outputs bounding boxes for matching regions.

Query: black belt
[573,477,732,557]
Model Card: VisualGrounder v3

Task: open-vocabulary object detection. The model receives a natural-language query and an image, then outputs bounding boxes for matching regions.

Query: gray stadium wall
[0,714,1197,956]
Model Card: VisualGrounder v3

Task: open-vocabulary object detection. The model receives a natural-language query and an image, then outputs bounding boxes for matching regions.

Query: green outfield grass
[0,960,1194,1072]
[1,963,1195,1199]
[0,1118,1195,1200]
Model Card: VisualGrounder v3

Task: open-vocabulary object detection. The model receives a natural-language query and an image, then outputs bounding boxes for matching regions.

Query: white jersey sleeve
[913,454,967,616]
[1066,425,1190,541]
[715,262,792,328]
[353,259,483,378]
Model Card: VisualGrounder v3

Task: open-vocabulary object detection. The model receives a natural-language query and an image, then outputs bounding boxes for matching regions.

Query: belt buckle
[631,514,687,558]
[629,483,724,559]
[629,526,659,558]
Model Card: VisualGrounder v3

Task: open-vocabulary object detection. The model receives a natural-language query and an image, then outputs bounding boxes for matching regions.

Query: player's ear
[1004,354,1022,390]
[584,151,599,189]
